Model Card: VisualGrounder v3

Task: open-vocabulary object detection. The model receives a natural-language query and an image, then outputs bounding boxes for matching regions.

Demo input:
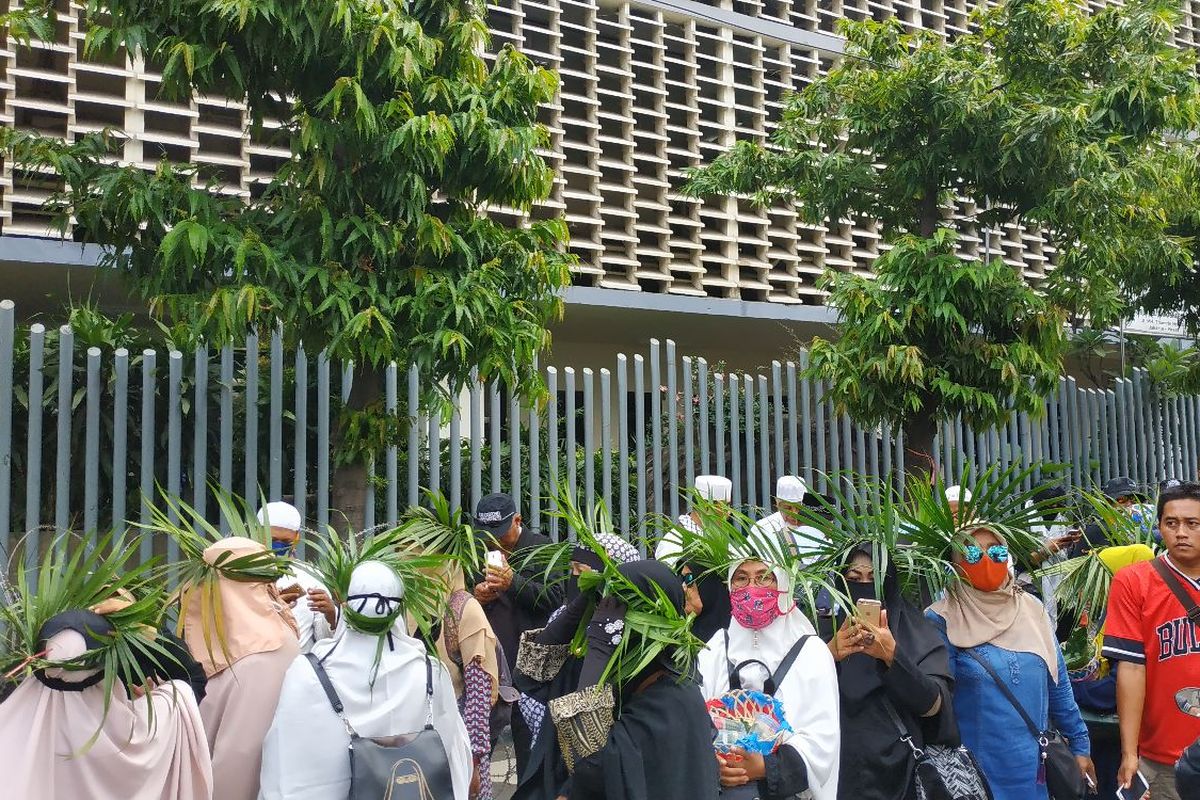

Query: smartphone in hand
[1115,772,1149,800]
[855,598,882,627]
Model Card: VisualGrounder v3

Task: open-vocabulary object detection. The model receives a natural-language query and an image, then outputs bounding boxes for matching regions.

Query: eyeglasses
[679,571,697,587]
[964,544,1009,565]
[1161,518,1200,532]
[730,572,778,589]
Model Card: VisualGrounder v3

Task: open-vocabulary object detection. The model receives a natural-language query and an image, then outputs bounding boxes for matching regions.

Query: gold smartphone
[855,598,882,627]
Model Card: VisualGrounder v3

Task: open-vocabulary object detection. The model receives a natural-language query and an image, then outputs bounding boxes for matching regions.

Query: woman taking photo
[825,545,956,800]
[926,526,1096,800]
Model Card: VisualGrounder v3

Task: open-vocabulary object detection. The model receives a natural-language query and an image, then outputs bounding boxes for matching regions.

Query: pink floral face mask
[730,586,784,630]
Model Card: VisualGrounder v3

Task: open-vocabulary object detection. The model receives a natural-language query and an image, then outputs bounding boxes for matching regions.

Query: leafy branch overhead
[685,0,1200,465]
[3,0,573,400]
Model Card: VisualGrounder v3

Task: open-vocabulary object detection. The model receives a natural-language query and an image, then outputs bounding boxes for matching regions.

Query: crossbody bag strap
[1151,558,1200,625]
[771,635,812,687]
[881,696,924,757]
[306,653,359,738]
[724,629,737,689]
[961,647,1041,738]
[423,651,436,729]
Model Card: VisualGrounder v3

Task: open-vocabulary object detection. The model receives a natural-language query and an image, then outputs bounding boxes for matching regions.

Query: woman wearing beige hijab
[925,526,1094,800]
[181,536,300,800]
[0,609,213,799]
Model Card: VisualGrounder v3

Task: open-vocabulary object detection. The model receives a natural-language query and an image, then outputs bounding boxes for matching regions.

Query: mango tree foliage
[5,0,572,395]
[685,0,1199,471]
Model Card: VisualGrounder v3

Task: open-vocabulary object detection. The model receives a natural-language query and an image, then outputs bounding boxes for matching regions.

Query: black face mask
[846,581,878,605]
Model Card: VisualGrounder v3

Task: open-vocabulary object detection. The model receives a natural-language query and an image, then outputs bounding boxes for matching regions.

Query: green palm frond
[143,488,290,673]
[298,523,453,645]
[397,488,492,580]
[1035,490,1163,626]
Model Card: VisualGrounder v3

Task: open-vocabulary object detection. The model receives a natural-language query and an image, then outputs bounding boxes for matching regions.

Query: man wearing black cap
[471,492,563,773]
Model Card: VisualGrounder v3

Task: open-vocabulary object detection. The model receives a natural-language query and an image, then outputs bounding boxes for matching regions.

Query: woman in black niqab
[825,545,957,800]
[680,559,733,645]
[514,560,719,800]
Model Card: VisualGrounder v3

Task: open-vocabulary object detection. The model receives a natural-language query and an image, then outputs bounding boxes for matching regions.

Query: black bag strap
[962,647,1042,738]
[306,653,358,738]
[307,651,436,735]
[772,635,813,688]
[881,696,925,757]
[1151,558,1200,625]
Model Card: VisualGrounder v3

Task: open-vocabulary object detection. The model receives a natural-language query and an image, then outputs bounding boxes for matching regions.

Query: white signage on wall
[1123,312,1188,338]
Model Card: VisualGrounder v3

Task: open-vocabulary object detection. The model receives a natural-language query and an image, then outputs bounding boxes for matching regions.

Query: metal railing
[0,298,1195,560]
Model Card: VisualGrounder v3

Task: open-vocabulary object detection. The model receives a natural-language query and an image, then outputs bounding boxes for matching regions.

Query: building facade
[2,0,1198,367]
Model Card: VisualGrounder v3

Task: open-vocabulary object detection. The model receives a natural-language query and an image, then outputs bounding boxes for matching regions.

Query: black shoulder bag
[962,648,1084,800]
[881,697,993,800]
[307,653,456,800]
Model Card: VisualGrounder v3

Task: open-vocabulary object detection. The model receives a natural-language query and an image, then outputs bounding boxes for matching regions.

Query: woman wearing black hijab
[824,545,957,800]
[516,560,719,800]
[680,559,733,645]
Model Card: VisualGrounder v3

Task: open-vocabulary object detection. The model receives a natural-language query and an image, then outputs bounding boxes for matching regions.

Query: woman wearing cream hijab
[181,536,300,800]
[926,526,1094,800]
[0,609,213,799]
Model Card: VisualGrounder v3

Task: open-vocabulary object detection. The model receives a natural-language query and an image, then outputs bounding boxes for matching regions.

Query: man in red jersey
[1103,482,1200,800]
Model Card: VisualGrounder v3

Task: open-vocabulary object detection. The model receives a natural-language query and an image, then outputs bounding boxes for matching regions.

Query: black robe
[826,548,958,800]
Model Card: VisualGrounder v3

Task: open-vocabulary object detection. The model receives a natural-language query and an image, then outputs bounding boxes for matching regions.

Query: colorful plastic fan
[706,689,793,755]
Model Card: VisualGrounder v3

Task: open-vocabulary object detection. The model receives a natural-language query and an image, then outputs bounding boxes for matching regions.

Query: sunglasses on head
[964,544,1009,565]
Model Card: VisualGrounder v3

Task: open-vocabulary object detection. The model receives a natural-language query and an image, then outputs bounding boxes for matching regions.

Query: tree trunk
[919,182,939,238]
[330,367,383,534]
[902,412,939,489]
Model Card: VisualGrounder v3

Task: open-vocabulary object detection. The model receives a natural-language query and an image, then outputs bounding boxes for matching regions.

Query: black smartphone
[1115,772,1149,800]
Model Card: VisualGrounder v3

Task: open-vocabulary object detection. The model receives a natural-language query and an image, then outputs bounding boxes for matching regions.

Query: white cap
[945,486,972,503]
[695,475,733,502]
[775,475,806,503]
[257,501,302,532]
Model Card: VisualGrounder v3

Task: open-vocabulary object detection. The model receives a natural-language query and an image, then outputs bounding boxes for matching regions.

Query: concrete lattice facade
[3,0,1200,308]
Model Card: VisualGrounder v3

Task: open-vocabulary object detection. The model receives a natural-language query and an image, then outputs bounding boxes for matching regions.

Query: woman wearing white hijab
[259,560,473,800]
[0,610,213,799]
[697,558,841,800]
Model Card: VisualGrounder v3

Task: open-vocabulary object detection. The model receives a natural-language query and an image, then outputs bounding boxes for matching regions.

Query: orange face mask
[958,558,1009,592]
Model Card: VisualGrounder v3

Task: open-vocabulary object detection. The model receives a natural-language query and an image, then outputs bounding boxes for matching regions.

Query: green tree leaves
[686,0,1198,468]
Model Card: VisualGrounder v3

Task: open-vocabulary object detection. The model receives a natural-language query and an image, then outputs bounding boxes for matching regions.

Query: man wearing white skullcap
[257,501,336,653]
[655,475,732,564]
[753,476,827,564]
[944,485,972,525]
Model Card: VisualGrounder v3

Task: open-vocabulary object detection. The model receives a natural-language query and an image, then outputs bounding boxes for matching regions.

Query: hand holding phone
[855,598,882,628]
[1115,771,1149,800]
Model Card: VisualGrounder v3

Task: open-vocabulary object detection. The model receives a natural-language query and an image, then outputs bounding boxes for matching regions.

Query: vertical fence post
[758,374,770,510]
[547,368,560,539]
[427,407,441,500]
[698,358,710,475]
[139,350,156,562]
[529,374,542,529]
[25,325,45,542]
[772,362,785,482]
[449,403,462,514]
[565,368,577,513]
[583,368,596,515]
[509,387,521,514]
[0,302,12,545]
[269,328,283,500]
[293,347,306,524]
[406,365,419,508]
[386,364,399,524]
[489,382,502,494]
[244,333,260,505]
[666,342,679,519]
[194,347,209,520]
[616,356,630,537]
[470,373,483,513]
[316,353,331,530]
[219,346,234,527]
[166,351,183,566]
[600,368,613,514]
[729,375,741,509]
[786,360,799,477]
[55,326,74,535]
[634,356,647,539]
[715,373,726,482]
[814,376,827,492]
[649,341,662,520]
[83,348,101,536]
[111,348,127,536]
[798,352,813,488]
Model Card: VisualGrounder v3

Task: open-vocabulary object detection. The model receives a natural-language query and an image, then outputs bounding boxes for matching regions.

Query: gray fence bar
[1,296,1196,555]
